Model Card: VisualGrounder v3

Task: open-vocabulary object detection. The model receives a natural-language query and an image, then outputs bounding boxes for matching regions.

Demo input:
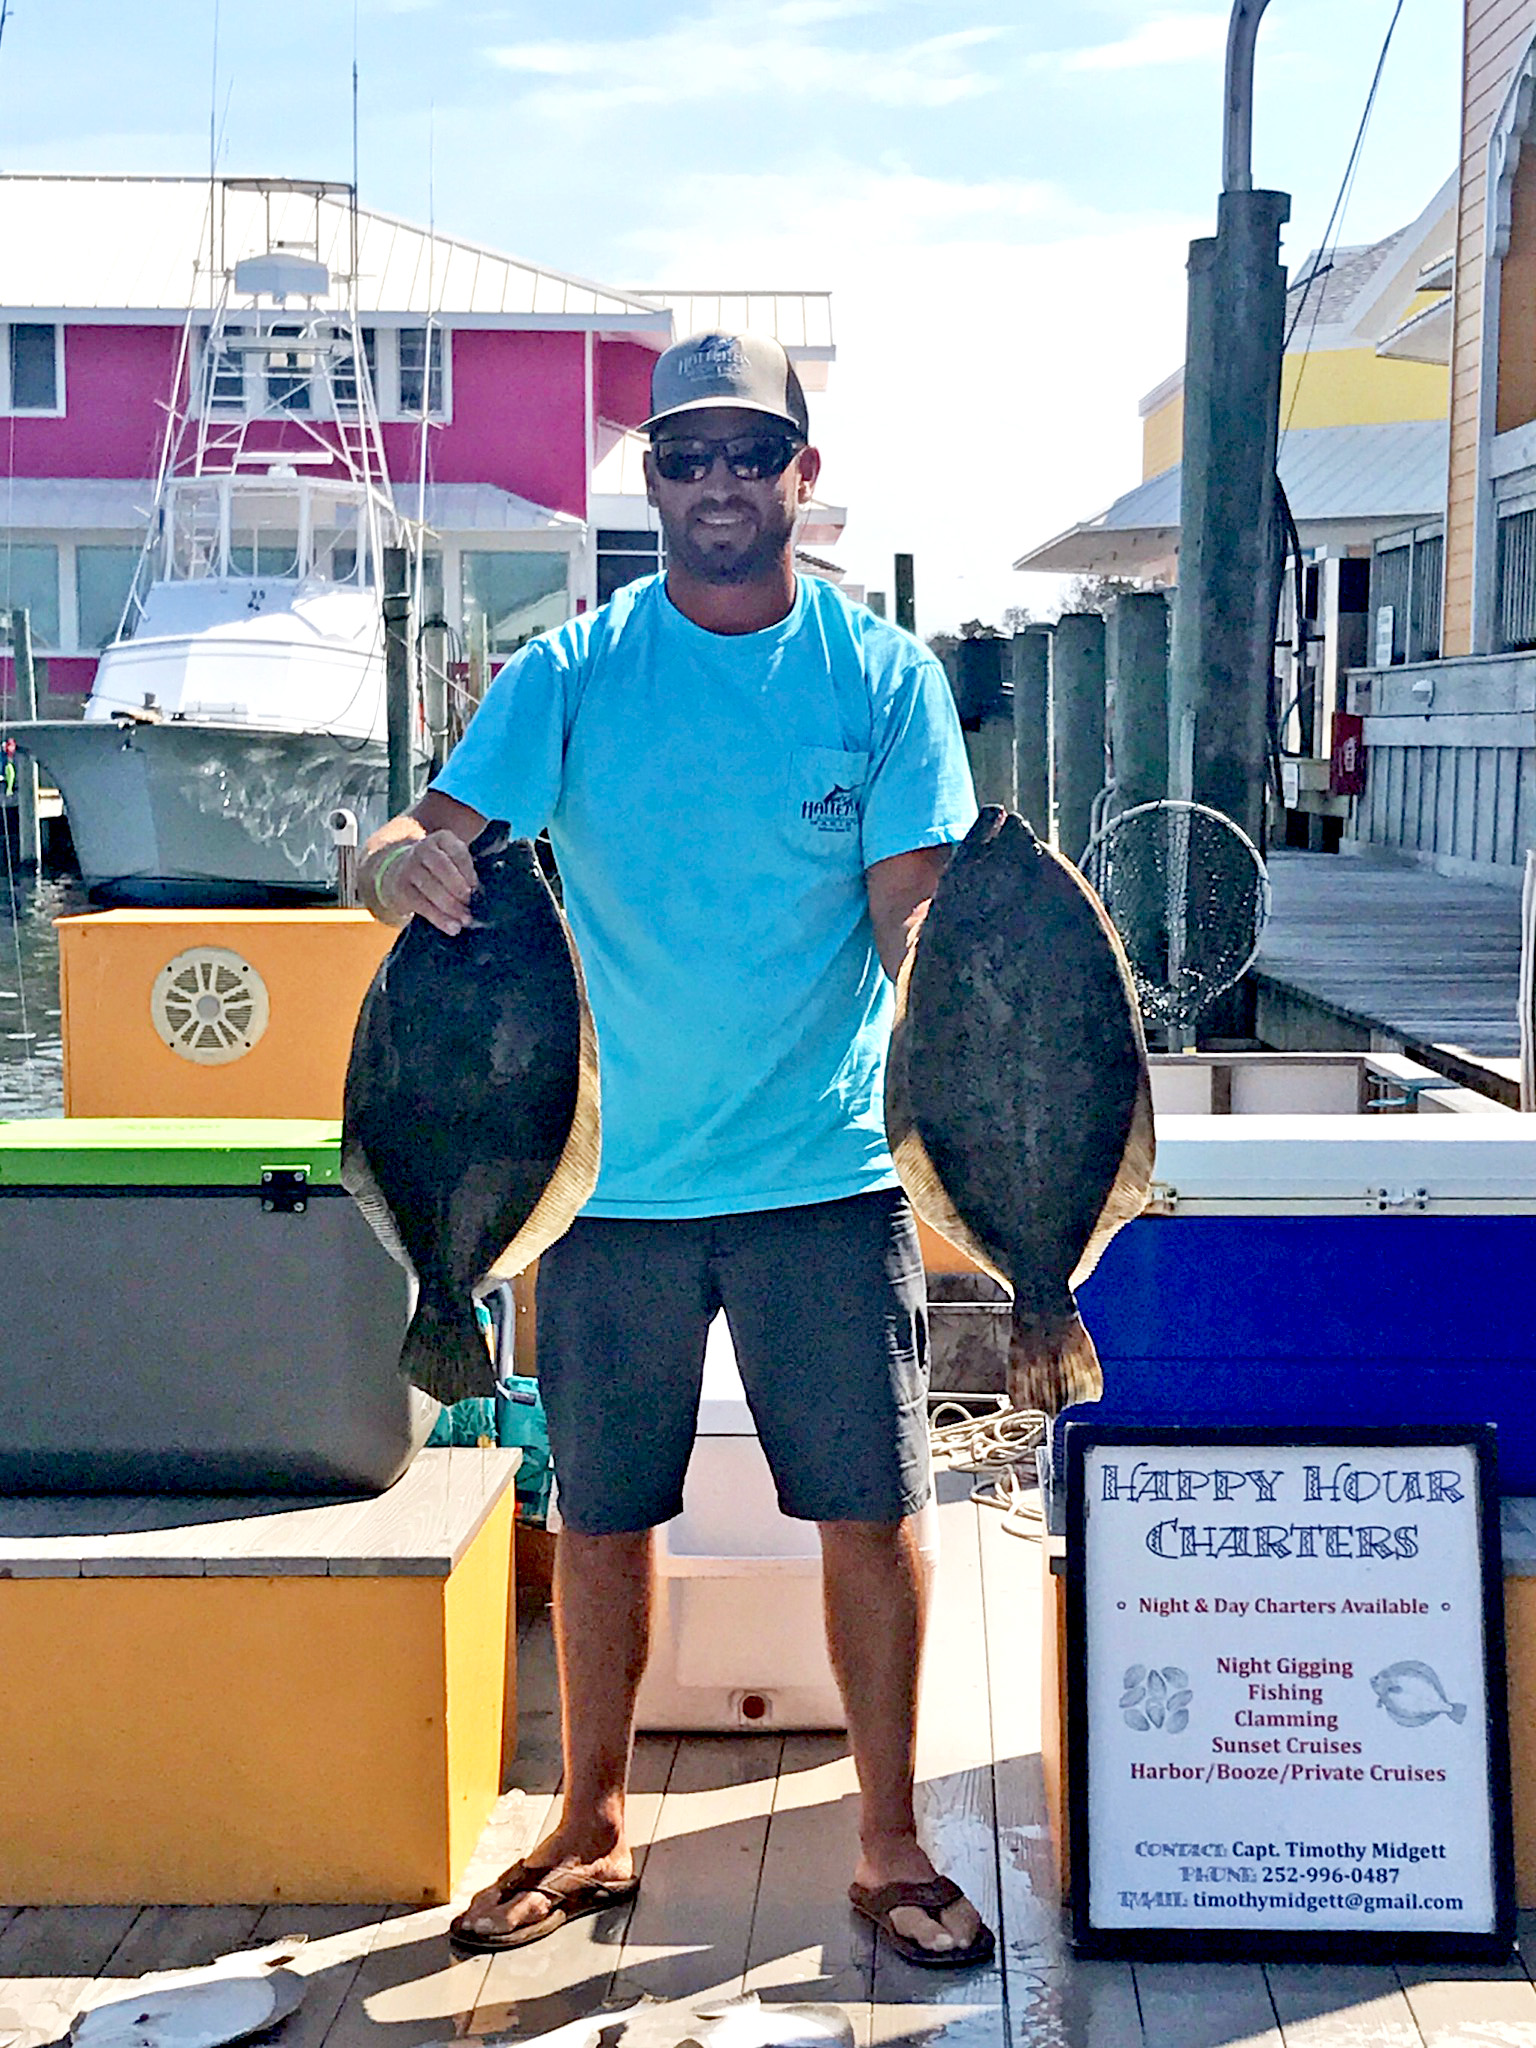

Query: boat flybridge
[14,192,430,904]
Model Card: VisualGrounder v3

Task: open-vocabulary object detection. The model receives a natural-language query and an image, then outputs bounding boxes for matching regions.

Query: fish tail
[1450,1702,1468,1724]
[400,1296,494,1407]
[1007,1306,1103,1417]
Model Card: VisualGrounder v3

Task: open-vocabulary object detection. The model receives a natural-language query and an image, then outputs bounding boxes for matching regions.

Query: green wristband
[370,841,415,909]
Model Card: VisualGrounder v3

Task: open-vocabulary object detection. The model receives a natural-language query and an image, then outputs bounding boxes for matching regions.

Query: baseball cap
[643,330,809,438]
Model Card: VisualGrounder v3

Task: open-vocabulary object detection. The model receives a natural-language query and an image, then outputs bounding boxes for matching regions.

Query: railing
[1498,504,1536,651]
[1370,523,1443,663]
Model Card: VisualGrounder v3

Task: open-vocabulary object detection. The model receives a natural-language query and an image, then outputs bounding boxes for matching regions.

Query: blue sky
[3,1,1462,631]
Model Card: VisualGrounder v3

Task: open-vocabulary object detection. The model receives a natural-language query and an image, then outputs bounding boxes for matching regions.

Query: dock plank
[246,1906,406,2048]
[1132,1961,1281,2048]
[870,1482,1005,2048]
[743,1732,873,2031]
[468,1738,678,2036]
[1394,1957,1536,2043]
[1264,1961,1421,2047]
[1254,851,1523,1071]
[610,1734,781,2003]
[0,1907,144,2048]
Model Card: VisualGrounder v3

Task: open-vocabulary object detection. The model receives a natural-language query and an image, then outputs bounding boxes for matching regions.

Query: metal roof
[0,175,668,324]
[1015,421,1449,575]
[630,291,834,380]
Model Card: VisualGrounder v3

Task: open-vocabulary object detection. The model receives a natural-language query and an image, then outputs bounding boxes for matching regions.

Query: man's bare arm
[865,844,953,983]
[359,789,488,933]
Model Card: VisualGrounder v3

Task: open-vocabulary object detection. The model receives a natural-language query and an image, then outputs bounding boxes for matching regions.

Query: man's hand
[361,790,488,934]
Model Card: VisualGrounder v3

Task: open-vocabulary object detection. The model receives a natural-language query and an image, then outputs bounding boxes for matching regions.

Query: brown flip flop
[848,1875,996,1970]
[448,1861,640,1953]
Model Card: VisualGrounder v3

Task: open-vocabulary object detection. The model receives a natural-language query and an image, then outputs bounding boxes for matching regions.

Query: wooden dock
[1253,850,1525,1100]
[2,1471,1534,2048]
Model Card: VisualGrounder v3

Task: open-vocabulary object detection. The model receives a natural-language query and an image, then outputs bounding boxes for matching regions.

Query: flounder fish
[1371,1660,1467,1727]
[886,806,1154,1415]
[343,821,600,1404]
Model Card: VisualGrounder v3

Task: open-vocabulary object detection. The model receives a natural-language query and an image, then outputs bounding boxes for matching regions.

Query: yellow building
[1017,177,1455,593]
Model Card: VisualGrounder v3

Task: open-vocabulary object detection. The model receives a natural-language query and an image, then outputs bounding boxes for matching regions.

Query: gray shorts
[535,1189,930,1535]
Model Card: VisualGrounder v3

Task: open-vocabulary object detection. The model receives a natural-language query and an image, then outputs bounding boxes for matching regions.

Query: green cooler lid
[0,1118,345,1187]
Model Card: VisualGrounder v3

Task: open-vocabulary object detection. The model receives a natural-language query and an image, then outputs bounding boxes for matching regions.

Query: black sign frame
[1065,1423,1515,1962]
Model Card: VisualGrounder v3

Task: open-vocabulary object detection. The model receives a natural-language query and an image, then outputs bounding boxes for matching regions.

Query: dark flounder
[342,823,600,1404]
[886,806,1153,1415]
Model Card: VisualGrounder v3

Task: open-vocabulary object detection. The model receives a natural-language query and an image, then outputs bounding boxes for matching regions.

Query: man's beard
[659,498,797,586]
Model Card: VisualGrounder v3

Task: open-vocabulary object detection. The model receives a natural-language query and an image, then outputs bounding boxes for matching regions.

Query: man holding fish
[359,332,992,1969]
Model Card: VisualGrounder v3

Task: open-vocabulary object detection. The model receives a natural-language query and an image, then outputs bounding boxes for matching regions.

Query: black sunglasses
[651,430,804,484]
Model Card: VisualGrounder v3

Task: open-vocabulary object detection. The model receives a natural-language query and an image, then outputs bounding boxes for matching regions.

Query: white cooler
[632,1313,941,1731]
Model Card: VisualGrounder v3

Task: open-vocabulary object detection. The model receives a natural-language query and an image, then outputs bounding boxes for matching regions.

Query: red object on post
[1330,711,1366,797]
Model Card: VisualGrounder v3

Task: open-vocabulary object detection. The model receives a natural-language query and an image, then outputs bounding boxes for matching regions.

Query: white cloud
[1058,12,1228,74]
[618,162,1201,632]
[486,3,1008,118]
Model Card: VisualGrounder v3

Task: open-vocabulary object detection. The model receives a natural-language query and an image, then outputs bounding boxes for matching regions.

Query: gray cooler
[0,1118,429,1494]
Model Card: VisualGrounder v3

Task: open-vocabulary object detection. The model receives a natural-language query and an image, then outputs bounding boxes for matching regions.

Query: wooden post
[381,548,414,820]
[7,608,41,870]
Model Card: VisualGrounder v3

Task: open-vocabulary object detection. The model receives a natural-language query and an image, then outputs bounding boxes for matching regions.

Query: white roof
[1016,421,1450,576]
[0,175,669,325]
[630,290,834,383]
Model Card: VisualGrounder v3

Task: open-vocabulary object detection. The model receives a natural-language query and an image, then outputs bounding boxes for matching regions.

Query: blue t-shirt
[433,573,977,1218]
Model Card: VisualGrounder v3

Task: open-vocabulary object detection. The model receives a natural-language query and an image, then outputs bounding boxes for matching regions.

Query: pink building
[0,176,840,708]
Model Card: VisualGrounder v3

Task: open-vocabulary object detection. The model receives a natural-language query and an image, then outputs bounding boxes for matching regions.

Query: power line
[1281,0,1405,395]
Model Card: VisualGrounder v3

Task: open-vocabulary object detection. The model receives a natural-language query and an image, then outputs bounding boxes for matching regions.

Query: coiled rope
[928,1398,1047,1538]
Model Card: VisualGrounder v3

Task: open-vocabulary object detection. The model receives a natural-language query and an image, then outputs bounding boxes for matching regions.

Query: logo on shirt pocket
[789,747,869,839]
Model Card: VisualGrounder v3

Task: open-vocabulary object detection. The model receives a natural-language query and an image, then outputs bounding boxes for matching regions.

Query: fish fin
[1008,1305,1102,1416]
[487,901,602,1281]
[340,1138,416,1276]
[1451,1701,1468,1724]
[400,1295,493,1406]
[1070,1062,1157,1289]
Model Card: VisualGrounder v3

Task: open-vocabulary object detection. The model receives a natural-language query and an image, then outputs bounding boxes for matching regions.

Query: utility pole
[893,555,915,635]
[1168,0,1289,851]
[7,608,40,870]
[382,548,415,820]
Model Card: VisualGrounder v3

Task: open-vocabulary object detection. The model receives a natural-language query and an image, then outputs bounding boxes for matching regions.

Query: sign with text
[1066,1426,1514,1961]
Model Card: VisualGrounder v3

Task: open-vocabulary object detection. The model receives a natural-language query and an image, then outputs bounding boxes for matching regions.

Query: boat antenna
[0,0,13,57]
[350,0,362,287]
[207,0,220,302]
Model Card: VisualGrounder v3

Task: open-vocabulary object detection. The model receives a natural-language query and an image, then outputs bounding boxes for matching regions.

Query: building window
[266,325,313,414]
[207,327,248,411]
[0,543,61,647]
[333,328,377,412]
[398,327,445,417]
[461,551,569,656]
[597,528,661,605]
[77,545,142,650]
[2,323,62,414]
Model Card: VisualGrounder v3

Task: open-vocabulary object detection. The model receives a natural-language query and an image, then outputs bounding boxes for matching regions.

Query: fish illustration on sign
[885,806,1154,1415]
[1371,1660,1468,1727]
[342,822,600,1405]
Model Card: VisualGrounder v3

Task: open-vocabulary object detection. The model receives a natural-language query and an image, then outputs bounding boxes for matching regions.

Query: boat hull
[11,720,411,905]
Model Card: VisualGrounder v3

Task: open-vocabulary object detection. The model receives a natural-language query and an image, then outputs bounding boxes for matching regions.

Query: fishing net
[1080,799,1271,1039]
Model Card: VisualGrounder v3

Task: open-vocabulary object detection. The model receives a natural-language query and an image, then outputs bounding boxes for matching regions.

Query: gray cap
[643,330,809,438]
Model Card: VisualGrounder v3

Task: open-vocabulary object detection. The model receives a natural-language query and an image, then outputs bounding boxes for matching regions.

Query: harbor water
[0,872,88,1117]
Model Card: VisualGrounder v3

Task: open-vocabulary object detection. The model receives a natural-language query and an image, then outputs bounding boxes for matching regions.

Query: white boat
[14,218,426,905]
